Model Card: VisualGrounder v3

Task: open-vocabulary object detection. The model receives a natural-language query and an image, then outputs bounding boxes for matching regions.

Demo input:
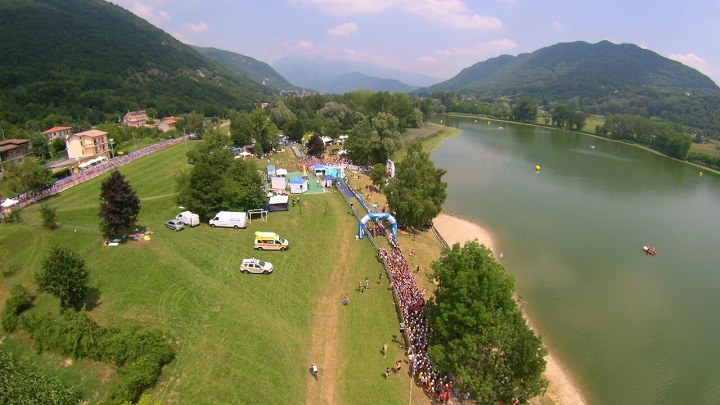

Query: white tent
[276,168,288,177]
[288,177,308,194]
[1,198,19,208]
[270,176,287,190]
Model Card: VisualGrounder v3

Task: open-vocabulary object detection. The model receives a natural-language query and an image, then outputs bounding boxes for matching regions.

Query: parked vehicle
[254,231,289,251]
[240,258,273,274]
[176,211,200,227]
[209,211,247,229]
[164,219,185,231]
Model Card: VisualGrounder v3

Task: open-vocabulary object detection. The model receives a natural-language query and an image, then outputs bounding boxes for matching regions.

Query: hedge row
[0,349,81,405]
[23,309,175,404]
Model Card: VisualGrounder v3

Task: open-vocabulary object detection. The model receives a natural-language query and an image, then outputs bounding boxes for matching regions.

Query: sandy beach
[431,213,587,405]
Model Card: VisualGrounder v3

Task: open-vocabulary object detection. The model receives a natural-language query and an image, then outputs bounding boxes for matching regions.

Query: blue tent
[289,177,308,194]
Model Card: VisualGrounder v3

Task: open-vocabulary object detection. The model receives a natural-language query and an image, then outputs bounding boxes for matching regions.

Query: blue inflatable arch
[358,212,397,239]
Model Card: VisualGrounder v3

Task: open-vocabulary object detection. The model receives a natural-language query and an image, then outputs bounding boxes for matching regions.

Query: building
[0,139,32,169]
[41,126,73,143]
[66,130,110,161]
[122,110,148,127]
[157,117,177,133]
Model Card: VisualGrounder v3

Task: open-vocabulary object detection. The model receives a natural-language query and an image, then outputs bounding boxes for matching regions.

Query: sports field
[0,142,435,404]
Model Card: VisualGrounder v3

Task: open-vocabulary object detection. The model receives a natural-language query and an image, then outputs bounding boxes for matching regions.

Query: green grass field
[0,142,425,404]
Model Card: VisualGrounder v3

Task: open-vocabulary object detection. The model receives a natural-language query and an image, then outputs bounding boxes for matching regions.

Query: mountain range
[272,56,441,92]
[0,0,274,127]
[424,40,719,97]
[0,0,718,136]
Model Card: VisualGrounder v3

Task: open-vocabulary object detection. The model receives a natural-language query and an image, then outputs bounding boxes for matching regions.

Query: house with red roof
[41,126,73,142]
[157,117,177,133]
[122,110,148,127]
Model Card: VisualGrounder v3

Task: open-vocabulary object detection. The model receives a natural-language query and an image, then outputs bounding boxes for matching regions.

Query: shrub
[40,204,58,230]
[0,349,81,404]
[1,285,33,332]
[23,310,175,404]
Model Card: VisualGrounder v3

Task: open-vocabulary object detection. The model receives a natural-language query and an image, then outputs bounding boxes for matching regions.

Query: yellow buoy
[699,171,704,176]
[535,165,541,172]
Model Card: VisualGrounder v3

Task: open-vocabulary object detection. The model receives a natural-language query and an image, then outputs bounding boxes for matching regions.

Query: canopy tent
[1,198,19,208]
[270,176,286,191]
[267,195,289,212]
[234,151,252,159]
[322,174,335,187]
[288,177,308,194]
[276,168,288,177]
[313,163,326,176]
[78,156,107,169]
[266,165,276,177]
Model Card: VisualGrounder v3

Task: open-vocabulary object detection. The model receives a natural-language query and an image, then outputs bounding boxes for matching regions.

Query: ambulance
[253,232,289,251]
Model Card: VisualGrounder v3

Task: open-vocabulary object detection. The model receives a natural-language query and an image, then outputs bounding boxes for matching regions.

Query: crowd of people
[377,245,455,402]
[5,136,189,212]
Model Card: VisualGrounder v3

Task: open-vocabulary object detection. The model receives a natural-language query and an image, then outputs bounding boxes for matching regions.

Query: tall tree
[269,101,296,130]
[35,246,89,309]
[346,112,403,165]
[283,118,305,142]
[177,112,206,138]
[384,142,446,228]
[306,134,326,157]
[369,163,388,189]
[99,170,141,238]
[427,241,548,404]
[1,158,54,195]
[511,98,539,123]
[177,129,264,220]
[30,133,50,159]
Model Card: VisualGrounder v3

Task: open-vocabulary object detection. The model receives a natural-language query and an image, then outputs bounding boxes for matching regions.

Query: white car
[240,258,273,274]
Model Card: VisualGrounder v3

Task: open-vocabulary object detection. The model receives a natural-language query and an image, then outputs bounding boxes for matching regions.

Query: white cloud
[292,0,501,31]
[290,0,388,15]
[669,53,717,80]
[418,55,437,63]
[110,0,171,24]
[184,21,209,33]
[296,40,316,50]
[440,38,517,57]
[327,22,358,36]
[171,31,190,44]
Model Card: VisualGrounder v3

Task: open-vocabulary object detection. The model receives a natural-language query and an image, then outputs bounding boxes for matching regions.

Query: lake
[429,116,720,404]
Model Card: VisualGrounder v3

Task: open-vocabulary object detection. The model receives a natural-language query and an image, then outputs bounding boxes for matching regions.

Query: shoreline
[431,213,588,405]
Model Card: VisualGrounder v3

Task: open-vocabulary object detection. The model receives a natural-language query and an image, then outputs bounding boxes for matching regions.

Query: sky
[108,0,720,85]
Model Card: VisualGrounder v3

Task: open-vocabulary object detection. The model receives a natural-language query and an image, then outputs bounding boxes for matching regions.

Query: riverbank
[431,214,587,405]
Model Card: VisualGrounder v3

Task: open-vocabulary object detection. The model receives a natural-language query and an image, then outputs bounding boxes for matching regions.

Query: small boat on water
[643,245,657,255]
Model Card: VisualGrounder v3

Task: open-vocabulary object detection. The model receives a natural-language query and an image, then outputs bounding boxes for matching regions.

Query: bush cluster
[687,152,720,171]
[1,285,33,333]
[23,309,175,404]
[0,349,81,404]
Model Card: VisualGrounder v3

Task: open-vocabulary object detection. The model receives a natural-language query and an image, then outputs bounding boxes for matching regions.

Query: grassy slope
[0,142,414,404]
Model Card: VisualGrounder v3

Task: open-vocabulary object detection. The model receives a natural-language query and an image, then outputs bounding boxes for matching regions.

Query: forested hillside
[0,0,274,135]
[421,41,720,137]
[192,46,297,91]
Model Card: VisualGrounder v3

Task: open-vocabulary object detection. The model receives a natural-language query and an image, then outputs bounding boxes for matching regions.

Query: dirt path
[305,204,357,404]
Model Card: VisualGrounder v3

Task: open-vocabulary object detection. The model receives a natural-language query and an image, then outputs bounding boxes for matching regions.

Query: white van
[254,231,289,251]
[176,211,200,227]
[209,211,247,229]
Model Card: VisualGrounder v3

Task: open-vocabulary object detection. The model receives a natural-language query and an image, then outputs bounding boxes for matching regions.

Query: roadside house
[0,139,32,170]
[157,117,177,133]
[122,110,148,127]
[41,126,73,143]
[66,129,110,162]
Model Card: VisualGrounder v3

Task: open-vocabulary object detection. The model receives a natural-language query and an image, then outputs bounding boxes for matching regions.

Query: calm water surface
[430,116,720,404]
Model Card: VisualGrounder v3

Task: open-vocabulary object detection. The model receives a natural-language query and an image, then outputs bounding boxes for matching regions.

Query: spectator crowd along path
[6,136,190,212]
